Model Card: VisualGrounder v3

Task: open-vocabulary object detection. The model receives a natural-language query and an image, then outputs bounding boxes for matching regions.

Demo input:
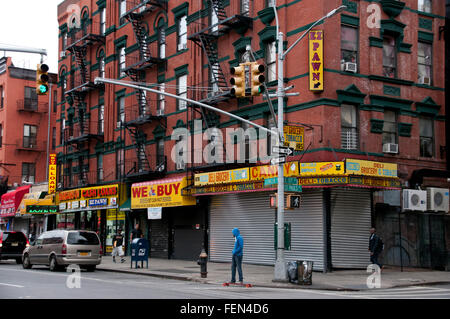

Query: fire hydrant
[197,249,208,278]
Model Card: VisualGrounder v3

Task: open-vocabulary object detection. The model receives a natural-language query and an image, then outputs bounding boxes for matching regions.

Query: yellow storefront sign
[194,168,249,186]
[131,177,196,209]
[309,30,324,92]
[345,159,398,178]
[284,126,304,151]
[300,162,345,176]
[249,162,299,181]
[48,154,57,194]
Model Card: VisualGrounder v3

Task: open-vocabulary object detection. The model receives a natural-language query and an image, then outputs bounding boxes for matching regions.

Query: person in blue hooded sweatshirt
[231,227,244,284]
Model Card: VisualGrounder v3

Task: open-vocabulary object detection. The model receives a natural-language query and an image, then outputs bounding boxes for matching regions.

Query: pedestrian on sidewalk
[112,228,126,263]
[130,223,143,242]
[369,227,383,270]
[231,227,244,284]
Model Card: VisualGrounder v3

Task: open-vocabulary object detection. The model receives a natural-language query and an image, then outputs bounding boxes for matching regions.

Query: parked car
[22,229,102,272]
[0,231,29,264]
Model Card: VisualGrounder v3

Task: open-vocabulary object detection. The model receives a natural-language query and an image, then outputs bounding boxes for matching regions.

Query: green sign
[274,222,291,250]
[26,205,59,214]
[264,177,299,186]
[285,185,302,192]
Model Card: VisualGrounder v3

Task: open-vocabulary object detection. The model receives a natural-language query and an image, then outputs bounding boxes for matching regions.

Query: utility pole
[271,3,347,281]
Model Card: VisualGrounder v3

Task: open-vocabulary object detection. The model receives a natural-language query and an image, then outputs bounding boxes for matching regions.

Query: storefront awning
[119,198,131,212]
[19,193,57,215]
[0,185,31,217]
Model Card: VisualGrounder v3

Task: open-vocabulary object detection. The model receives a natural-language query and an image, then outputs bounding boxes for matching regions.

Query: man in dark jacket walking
[369,227,383,270]
[231,228,244,284]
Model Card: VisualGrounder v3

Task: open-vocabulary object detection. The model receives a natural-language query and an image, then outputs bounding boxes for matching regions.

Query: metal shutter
[210,192,275,265]
[330,188,372,269]
[209,190,325,270]
[285,189,324,271]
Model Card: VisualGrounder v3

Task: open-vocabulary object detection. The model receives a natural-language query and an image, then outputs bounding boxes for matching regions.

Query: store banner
[131,177,196,209]
[284,126,304,151]
[300,162,345,176]
[346,159,398,178]
[300,176,349,186]
[249,162,299,181]
[194,168,249,186]
[57,184,119,211]
[48,154,57,194]
[309,30,324,92]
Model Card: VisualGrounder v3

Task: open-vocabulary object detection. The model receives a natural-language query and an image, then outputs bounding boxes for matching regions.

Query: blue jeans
[231,254,243,282]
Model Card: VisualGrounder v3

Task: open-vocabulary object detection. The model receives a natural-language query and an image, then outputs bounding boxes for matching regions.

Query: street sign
[264,177,299,186]
[270,156,286,165]
[272,146,294,156]
[285,185,302,192]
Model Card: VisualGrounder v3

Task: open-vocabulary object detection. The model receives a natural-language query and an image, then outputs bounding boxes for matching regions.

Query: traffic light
[250,62,265,96]
[230,64,246,98]
[36,63,49,95]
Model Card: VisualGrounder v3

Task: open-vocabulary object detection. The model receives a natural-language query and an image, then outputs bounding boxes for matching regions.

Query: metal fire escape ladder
[125,126,151,174]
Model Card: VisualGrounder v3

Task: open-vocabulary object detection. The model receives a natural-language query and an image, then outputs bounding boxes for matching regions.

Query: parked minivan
[0,231,29,264]
[22,230,102,271]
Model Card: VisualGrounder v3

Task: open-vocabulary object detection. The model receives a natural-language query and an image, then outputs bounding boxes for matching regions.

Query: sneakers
[113,258,116,263]
[120,258,126,263]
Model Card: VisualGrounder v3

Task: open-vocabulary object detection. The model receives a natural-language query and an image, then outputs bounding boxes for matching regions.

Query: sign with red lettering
[309,30,324,92]
[48,154,57,194]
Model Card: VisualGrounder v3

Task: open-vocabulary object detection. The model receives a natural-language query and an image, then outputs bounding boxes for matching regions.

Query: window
[53,90,57,112]
[177,15,187,51]
[24,87,38,110]
[418,41,432,84]
[266,114,277,156]
[67,159,73,185]
[100,7,106,35]
[116,148,124,179]
[210,6,219,33]
[418,0,432,13]
[241,121,250,162]
[241,0,250,16]
[382,110,397,145]
[210,63,219,94]
[119,0,127,25]
[157,83,165,114]
[0,124,3,148]
[60,118,65,144]
[383,36,396,78]
[62,32,67,50]
[117,97,125,127]
[23,124,37,148]
[22,163,35,183]
[97,154,103,182]
[119,47,126,77]
[0,85,3,108]
[52,127,56,150]
[98,104,104,134]
[156,139,165,167]
[175,135,185,170]
[177,74,187,110]
[420,117,434,157]
[266,41,276,83]
[341,104,358,150]
[158,26,166,59]
[99,53,106,78]
[341,25,358,70]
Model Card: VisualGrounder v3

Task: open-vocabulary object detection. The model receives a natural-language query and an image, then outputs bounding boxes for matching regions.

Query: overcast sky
[0,0,63,73]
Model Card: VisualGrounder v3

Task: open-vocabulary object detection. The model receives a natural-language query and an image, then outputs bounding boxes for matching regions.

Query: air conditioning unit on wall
[383,143,398,154]
[402,189,427,212]
[419,76,431,85]
[426,187,449,212]
[344,62,357,73]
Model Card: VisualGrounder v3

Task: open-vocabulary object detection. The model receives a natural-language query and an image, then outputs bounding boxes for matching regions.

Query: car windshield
[67,232,99,245]
[2,232,27,243]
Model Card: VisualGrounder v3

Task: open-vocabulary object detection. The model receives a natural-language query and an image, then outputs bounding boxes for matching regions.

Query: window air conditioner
[426,187,449,212]
[383,143,398,154]
[344,62,357,73]
[419,76,431,85]
[178,43,187,51]
[60,51,66,59]
[402,189,427,212]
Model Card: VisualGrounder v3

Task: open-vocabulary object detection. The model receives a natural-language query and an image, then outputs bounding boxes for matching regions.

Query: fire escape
[63,18,105,188]
[121,0,168,181]
[186,0,253,174]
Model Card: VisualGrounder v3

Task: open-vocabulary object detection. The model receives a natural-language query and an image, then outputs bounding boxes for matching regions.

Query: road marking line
[0,282,24,288]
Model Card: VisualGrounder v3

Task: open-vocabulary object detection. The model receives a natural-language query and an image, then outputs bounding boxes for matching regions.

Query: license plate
[11,243,18,247]
[78,252,90,257]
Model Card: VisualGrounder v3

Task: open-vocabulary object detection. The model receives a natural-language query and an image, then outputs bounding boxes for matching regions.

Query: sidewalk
[97,256,450,291]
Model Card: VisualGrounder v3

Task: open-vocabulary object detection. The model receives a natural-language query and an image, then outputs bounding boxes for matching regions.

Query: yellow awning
[18,194,55,215]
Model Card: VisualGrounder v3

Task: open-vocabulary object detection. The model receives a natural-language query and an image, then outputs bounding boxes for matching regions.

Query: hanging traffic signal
[230,64,246,98]
[36,63,49,95]
[250,62,265,96]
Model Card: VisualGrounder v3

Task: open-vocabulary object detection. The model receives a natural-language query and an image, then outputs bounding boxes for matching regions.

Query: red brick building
[55,0,447,269]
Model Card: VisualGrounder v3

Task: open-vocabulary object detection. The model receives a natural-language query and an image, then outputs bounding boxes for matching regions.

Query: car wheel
[16,257,23,264]
[49,255,59,272]
[86,265,96,272]
[22,254,32,269]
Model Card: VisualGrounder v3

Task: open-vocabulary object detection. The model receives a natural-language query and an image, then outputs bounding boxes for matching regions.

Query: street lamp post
[272,3,347,281]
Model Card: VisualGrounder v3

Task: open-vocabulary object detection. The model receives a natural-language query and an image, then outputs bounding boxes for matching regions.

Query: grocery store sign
[132,177,196,208]
[346,159,397,178]
[283,126,304,151]
[300,162,345,176]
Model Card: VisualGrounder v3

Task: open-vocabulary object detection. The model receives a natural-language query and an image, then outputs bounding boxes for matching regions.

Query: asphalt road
[1,261,450,300]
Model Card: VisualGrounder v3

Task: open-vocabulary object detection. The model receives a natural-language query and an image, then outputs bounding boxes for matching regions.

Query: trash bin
[296,260,313,285]
[287,261,298,284]
[131,238,149,269]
